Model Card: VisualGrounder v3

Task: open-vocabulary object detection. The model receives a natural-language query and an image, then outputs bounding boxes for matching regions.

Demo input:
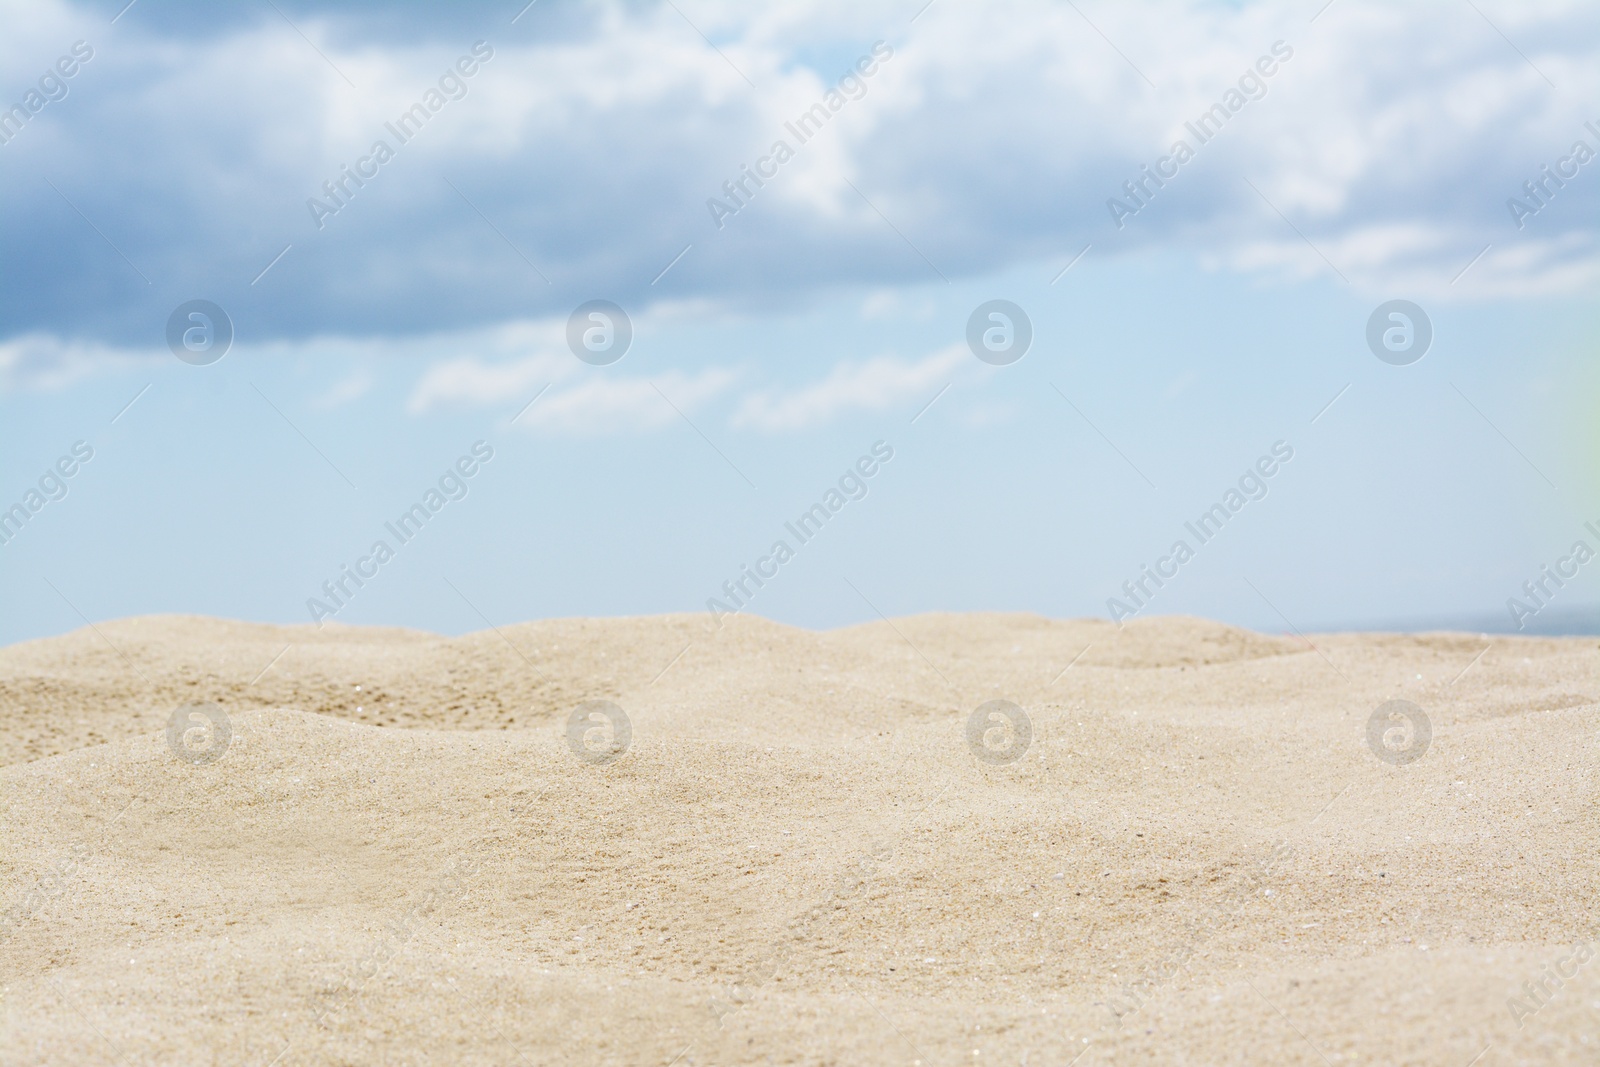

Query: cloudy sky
[2,0,1597,646]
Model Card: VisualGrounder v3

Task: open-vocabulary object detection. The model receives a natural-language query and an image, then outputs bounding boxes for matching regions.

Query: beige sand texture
[1,612,1597,1065]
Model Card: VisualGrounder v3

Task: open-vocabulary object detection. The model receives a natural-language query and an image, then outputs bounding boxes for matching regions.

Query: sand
[1,612,1596,1065]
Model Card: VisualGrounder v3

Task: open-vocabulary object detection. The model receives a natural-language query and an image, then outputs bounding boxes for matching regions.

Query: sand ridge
[2,613,1597,1064]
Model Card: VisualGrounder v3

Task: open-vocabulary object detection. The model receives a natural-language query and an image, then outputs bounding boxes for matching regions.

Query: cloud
[731,344,966,431]
[0,332,158,392]
[859,289,935,321]
[405,333,738,435]
[407,341,975,436]
[406,352,570,414]
[2,0,1599,363]
[310,368,375,410]
[519,368,736,435]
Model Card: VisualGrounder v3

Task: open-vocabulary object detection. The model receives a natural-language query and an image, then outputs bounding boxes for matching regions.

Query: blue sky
[2,0,1597,645]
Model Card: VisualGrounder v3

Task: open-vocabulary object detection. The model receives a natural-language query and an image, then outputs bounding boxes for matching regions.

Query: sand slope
[2,613,1597,1065]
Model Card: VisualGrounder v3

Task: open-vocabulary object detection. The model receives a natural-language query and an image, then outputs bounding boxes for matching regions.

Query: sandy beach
[2,613,1596,1065]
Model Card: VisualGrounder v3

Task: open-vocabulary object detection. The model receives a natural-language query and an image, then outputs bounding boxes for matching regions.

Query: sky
[1,0,1598,647]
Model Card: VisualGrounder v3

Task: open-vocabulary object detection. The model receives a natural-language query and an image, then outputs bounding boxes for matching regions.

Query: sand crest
[2,613,1596,1064]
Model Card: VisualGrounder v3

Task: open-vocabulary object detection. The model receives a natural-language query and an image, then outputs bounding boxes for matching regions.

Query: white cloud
[310,368,374,410]
[519,368,737,435]
[6,0,1600,367]
[401,311,750,431]
[731,344,967,431]
[407,342,979,436]
[0,333,159,393]
[859,290,935,321]
[406,352,571,414]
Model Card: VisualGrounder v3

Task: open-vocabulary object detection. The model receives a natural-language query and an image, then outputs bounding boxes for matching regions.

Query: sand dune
[2,613,1597,1064]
